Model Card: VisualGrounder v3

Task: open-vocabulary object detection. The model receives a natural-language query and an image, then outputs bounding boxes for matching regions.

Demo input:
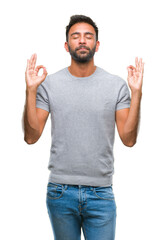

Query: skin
[23,54,49,143]
[64,22,100,77]
[23,22,144,147]
[116,57,144,146]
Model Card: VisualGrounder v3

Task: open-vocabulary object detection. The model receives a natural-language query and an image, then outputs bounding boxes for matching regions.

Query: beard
[67,43,96,63]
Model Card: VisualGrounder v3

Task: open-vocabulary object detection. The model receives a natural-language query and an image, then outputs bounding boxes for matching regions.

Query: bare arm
[115,93,141,147]
[23,53,49,144]
[23,90,49,144]
[115,57,144,147]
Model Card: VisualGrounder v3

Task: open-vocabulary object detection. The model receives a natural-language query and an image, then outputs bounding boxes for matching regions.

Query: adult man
[23,15,144,240]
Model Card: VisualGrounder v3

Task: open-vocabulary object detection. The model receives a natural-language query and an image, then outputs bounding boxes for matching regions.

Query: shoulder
[41,67,67,87]
[47,68,67,81]
[48,68,67,79]
[97,67,127,86]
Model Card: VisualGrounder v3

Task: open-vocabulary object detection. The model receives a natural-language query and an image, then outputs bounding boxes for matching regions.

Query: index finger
[127,65,136,70]
[35,65,45,74]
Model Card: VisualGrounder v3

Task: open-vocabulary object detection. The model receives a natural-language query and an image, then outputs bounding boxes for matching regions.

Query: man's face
[65,23,100,63]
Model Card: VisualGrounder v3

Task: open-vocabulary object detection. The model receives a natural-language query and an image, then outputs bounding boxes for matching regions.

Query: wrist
[131,90,142,98]
[26,86,37,95]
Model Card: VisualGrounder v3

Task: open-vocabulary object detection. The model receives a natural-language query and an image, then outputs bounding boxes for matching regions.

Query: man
[23,15,144,240]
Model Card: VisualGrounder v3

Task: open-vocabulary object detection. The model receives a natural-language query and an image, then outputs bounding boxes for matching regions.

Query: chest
[49,81,118,118]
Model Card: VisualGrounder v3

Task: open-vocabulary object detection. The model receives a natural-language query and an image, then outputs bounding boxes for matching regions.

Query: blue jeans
[46,182,117,240]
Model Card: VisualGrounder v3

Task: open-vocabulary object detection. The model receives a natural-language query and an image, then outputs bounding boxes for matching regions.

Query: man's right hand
[25,53,48,91]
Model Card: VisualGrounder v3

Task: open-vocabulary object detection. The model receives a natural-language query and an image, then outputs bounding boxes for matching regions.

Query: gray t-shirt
[36,66,131,187]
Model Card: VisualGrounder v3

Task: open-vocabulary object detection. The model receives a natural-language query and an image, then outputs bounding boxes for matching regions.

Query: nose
[79,35,86,45]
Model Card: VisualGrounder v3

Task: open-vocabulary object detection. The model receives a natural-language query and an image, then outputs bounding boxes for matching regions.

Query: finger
[32,53,37,69]
[127,68,133,78]
[29,54,34,70]
[26,59,29,71]
[141,62,145,74]
[135,57,139,71]
[41,67,48,80]
[35,65,46,74]
[31,53,35,70]
[38,67,48,82]
[139,58,142,72]
[133,68,136,79]
[127,65,136,70]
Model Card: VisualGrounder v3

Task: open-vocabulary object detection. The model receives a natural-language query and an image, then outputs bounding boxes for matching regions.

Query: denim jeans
[46,182,117,240]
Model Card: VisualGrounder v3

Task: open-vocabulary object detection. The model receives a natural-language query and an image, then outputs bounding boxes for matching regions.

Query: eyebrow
[70,32,94,36]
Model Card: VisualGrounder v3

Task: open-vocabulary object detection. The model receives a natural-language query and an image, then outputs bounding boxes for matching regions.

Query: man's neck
[68,59,96,78]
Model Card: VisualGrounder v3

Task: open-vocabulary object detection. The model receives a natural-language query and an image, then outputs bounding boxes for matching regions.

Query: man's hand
[127,57,145,95]
[117,57,145,147]
[23,53,49,144]
[25,53,48,91]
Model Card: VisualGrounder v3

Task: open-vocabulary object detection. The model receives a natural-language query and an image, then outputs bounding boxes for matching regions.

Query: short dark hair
[66,15,98,42]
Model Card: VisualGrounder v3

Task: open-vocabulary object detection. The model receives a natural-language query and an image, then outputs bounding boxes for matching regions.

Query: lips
[77,46,89,51]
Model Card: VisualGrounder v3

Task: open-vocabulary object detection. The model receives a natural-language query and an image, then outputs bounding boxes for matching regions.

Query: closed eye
[86,36,92,39]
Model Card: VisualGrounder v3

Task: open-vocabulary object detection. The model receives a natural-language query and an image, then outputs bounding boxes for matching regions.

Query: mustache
[76,45,90,51]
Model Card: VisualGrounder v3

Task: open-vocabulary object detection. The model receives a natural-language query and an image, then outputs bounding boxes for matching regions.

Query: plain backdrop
[0,0,166,239]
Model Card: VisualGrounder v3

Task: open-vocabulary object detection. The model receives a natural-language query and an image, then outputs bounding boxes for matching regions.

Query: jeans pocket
[93,186,115,200]
[47,182,64,199]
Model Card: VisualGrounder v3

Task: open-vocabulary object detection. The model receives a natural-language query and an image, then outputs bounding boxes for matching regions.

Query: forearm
[123,91,142,146]
[23,89,40,144]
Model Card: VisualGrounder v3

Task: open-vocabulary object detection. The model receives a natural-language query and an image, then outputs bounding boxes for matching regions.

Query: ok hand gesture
[127,57,144,95]
[25,53,48,91]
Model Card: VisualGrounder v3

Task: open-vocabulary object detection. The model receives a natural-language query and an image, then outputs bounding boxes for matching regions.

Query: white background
[0,0,166,239]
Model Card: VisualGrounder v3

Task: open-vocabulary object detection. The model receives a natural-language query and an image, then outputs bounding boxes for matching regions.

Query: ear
[95,41,100,52]
[64,42,69,52]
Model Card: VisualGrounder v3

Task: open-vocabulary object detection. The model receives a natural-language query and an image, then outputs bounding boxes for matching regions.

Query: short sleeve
[116,81,131,111]
[36,83,50,113]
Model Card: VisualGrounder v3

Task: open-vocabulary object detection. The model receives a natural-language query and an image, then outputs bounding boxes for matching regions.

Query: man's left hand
[127,57,145,94]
